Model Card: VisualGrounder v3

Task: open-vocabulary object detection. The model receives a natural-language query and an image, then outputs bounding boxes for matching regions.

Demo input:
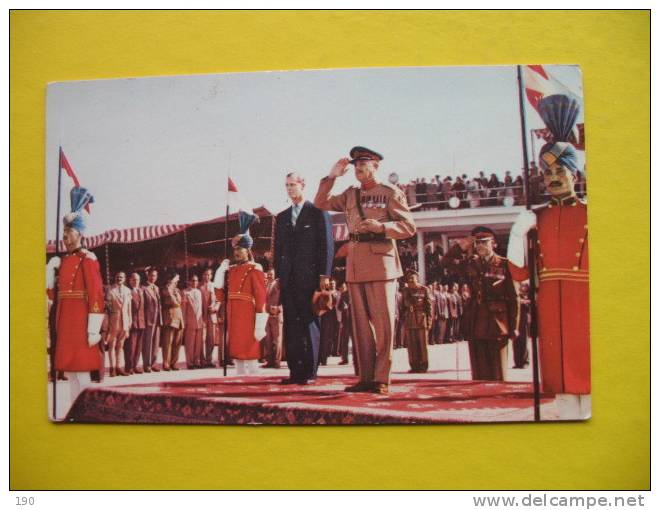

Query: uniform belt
[539,268,589,283]
[58,290,88,299]
[348,232,386,242]
[228,291,255,304]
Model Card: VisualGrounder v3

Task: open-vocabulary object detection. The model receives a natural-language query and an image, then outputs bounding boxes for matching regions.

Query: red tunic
[54,250,105,371]
[510,198,590,395]
[226,262,266,360]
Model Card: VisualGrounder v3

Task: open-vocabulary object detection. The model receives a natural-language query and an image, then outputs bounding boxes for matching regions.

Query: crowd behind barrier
[397,168,587,209]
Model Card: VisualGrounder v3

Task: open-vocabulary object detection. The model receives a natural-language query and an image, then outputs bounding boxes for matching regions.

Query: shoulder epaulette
[378,181,401,194]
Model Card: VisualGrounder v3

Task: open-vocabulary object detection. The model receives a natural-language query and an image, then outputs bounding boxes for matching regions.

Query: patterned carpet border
[66,376,554,425]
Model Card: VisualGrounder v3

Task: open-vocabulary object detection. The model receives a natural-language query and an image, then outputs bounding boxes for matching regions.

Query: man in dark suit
[274,172,333,385]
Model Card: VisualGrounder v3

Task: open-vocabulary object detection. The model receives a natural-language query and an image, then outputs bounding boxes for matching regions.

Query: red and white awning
[47,223,189,253]
[48,208,347,253]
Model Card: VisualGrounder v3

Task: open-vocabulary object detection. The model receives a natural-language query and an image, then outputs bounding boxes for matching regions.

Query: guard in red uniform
[508,94,590,420]
[215,211,267,376]
[46,187,105,420]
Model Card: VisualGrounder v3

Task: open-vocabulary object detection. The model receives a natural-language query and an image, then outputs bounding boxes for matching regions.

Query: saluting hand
[358,219,385,234]
[329,158,350,178]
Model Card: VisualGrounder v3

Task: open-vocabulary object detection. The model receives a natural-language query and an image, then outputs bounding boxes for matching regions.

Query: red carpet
[67,375,554,424]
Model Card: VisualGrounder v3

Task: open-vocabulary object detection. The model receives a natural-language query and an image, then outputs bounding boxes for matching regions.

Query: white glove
[213,259,231,289]
[507,210,537,268]
[46,256,61,290]
[87,313,105,347]
[254,312,268,341]
[87,333,102,347]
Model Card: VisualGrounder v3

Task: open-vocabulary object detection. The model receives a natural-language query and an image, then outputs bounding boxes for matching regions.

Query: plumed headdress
[232,210,258,250]
[62,186,94,233]
[538,94,580,173]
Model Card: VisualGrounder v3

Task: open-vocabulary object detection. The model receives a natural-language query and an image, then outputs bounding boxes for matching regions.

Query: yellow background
[10,10,650,489]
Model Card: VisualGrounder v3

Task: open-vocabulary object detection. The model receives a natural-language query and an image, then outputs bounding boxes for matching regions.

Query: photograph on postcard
[45,65,589,424]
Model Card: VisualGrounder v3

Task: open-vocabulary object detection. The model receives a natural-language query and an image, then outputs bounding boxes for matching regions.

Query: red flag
[523,65,580,113]
[60,150,80,186]
[60,149,91,212]
[227,177,253,213]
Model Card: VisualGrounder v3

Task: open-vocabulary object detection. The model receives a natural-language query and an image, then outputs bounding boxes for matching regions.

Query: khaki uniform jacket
[402,285,433,330]
[314,177,416,283]
[107,284,132,335]
[161,285,184,329]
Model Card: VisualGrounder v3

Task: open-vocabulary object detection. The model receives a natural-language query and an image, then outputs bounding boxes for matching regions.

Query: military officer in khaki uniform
[401,269,432,373]
[314,146,416,394]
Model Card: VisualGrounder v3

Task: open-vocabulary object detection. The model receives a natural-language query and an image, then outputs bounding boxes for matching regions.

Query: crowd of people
[396,165,587,209]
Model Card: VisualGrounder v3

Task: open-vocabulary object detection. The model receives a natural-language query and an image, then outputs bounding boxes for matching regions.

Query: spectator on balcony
[433,175,443,204]
[466,178,483,208]
[426,177,438,208]
[416,178,428,207]
[513,175,525,205]
[405,180,417,207]
[441,177,453,209]
[487,173,501,206]
[452,175,467,208]
[529,161,544,203]
[501,172,515,205]
[477,171,488,188]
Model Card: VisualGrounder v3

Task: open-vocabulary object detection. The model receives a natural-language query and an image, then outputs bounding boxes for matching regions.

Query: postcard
[45,65,589,424]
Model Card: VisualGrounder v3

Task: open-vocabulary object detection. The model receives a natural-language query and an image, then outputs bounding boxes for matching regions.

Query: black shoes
[344,382,389,394]
[344,382,373,393]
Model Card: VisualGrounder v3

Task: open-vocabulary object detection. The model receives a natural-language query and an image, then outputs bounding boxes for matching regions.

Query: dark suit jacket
[274,200,334,293]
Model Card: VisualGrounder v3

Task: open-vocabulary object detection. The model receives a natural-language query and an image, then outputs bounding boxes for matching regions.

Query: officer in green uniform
[401,269,432,373]
[441,226,519,381]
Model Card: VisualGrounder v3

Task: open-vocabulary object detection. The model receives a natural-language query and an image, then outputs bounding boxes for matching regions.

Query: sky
[46,65,584,240]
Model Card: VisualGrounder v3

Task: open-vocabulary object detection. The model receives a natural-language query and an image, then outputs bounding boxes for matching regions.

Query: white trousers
[556,393,592,420]
[235,359,259,375]
[51,371,92,421]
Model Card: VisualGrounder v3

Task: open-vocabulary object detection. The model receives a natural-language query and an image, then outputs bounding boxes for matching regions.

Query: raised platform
[67,374,555,424]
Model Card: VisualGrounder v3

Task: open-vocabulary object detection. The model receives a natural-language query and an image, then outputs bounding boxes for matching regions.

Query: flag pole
[516,66,542,422]
[222,158,231,377]
[51,146,64,420]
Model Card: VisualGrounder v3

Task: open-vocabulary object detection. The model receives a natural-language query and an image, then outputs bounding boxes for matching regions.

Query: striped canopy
[47,208,349,253]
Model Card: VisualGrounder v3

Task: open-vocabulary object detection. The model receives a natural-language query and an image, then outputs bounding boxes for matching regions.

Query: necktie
[291,204,301,226]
